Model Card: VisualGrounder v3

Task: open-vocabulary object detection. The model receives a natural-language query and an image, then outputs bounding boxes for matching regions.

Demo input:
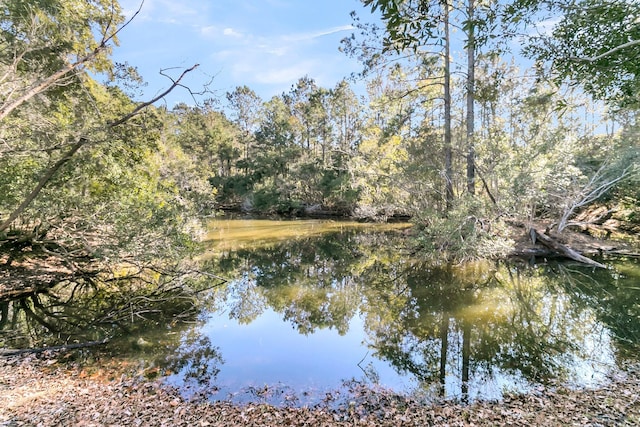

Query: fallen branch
[557,163,633,233]
[529,228,607,268]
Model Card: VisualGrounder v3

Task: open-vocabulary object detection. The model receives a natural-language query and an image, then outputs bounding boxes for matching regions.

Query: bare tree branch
[109,64,199,127]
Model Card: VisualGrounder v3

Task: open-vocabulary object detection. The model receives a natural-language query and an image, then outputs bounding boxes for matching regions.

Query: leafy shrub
[413,197,514,262]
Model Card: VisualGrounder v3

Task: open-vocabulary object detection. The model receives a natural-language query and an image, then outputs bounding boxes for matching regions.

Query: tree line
[1,0,639,294]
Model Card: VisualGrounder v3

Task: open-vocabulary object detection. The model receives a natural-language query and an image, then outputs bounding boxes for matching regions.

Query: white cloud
[282,25,355,42]
[200,22,356,97]
[201,23,353,48]
[223,28,244,38]
[254,61,319,85]
[200,25,246,40]
[265,47,289,56]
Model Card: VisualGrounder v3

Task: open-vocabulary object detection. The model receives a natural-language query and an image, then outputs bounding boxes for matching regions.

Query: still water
[160,219,639,405]
[2,218,639,406]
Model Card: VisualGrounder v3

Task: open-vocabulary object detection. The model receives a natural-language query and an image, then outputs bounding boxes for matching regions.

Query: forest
[2,0,638,291]
[1,0,640,424]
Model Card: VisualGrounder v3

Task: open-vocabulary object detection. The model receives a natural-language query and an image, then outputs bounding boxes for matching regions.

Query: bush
[413,197,514,262]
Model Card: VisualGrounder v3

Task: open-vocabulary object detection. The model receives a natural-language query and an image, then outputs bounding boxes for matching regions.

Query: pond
[2,218,640,407]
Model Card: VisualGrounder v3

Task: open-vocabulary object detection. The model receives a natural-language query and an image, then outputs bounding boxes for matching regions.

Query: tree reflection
[163,332,224,388]
[0,278,225,395]
[0,278,205,350]
[202,228,639,401]
[204,229,371,335]
[553,259,640,359]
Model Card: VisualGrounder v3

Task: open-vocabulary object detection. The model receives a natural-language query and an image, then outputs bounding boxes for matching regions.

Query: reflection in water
[2,219,639,407]
[0,283,199,350]
[190,220,639,404]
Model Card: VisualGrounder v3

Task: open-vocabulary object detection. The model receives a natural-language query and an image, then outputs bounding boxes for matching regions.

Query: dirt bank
[1,354,639,426]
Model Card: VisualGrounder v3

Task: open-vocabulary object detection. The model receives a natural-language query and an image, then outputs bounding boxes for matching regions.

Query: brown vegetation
[1,353,639,426]
[508,217,638,261]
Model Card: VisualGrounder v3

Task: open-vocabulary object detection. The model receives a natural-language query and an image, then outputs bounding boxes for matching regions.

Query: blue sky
[113,0,373,105]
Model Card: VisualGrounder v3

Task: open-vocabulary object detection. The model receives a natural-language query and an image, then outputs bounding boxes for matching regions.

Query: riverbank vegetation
[1,0,639,423]
[1,0,639,293]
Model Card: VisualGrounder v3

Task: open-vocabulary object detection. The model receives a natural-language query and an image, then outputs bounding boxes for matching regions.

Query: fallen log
[529,228,607,268]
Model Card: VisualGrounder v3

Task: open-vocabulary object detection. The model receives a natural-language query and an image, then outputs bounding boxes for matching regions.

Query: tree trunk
[466,0,476,195]
[443,1,454,212]
[0,138,87,233]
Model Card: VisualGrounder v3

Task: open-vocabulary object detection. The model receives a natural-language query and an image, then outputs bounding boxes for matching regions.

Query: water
[2,218,639,406]
[166,219,640,405]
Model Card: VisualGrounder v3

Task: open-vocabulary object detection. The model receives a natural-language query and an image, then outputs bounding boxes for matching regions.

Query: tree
[348,65,421,219]
[244,96,302,212]
[466,0,477,195]
[0,65,197,233]
[0,0,203,301]
[498,0,640,227]
[0,0,127,121]
[519,0,640,108]
[284,76,321,152]
[0,0,128,234]
[164,102,239,213]
[361,0,503,205]
[225,86,262,167]
[362,0,456,211]
[329,80,362,157]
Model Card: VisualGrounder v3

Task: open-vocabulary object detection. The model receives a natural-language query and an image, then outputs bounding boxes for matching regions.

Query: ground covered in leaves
[1,354,639,426]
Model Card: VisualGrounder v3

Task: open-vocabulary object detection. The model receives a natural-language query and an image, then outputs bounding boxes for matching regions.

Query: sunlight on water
[203,218,411,254]
[162,220,640,405]
[5,218,638,407]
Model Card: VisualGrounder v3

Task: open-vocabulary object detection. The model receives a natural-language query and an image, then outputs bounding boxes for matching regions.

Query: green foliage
[0,0,217,299]
[164,102,239,213]
[0,0,122,75]
[519,0,640,108]
[320,168,360,213]
[250,184,283,213]
[211,78,367,216]
[413,197,513,262]
[361,0,442,53]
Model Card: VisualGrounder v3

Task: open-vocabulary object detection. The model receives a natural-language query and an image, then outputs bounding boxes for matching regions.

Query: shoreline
[2,353,639,426]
